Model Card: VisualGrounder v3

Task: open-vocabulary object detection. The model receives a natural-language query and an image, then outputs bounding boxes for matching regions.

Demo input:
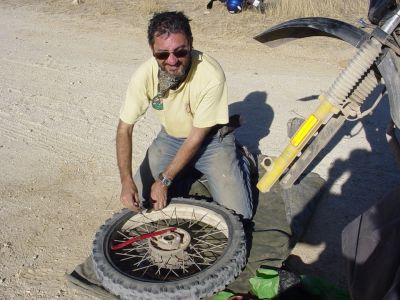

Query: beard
[160,63,189,78]
[158,68,186,94]
[157,59,191,93]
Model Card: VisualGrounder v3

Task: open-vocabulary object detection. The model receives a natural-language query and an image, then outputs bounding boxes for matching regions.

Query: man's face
[152,32,191,77]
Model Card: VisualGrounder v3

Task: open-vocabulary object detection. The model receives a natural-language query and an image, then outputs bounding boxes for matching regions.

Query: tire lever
[111,227,177,251]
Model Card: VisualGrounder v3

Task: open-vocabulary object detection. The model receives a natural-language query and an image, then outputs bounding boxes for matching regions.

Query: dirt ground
[1,1,400,299]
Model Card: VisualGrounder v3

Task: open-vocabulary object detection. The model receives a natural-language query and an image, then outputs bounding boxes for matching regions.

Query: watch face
[159,173,172,187]
[161,177,170,186]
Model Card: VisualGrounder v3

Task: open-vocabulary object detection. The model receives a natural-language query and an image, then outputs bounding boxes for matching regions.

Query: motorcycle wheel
[92,198,246,300]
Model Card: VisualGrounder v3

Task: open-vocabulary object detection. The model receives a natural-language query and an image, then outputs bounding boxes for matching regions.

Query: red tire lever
[111,227,177,251]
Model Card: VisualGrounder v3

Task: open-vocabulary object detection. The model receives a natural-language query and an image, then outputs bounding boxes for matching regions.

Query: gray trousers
[134,129,254,219]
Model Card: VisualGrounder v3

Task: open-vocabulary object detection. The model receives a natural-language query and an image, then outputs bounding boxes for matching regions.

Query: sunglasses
[153,49,190,60]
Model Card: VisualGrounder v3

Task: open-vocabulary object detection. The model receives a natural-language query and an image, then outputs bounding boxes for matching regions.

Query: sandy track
[1,1,400,299]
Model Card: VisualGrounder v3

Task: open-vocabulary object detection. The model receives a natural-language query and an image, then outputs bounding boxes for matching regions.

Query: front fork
[257,8,400,193]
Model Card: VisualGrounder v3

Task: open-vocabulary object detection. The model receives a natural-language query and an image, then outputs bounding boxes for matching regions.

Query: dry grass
[264,0,368,20]
[44,0,369,23]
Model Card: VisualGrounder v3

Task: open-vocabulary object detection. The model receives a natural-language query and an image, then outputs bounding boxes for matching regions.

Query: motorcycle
[255,0,400,192]
[90,1,400,299]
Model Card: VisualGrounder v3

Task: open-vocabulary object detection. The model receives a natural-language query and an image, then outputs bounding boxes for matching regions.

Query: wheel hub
[148,227,191,269]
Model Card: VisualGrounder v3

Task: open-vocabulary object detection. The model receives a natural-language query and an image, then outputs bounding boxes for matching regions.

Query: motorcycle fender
[254,17,368,48]
[378,49,400,128]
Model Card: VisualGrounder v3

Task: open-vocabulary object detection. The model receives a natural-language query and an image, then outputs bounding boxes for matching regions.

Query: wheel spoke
[175,218,191,227]
[125,218,155,233]
[116,253,147,262]
[187,256,214,267]
[188,245,215,262]
[172,207,180,226]
[181,254,188,273]
[188,253,215,263]
[140,221,157,233]
[122,243,148,252]
[159,210,174,227]
[156,256,172,275]
[192,220,223,237]
[194,229,227,239]
[192,238,227,250]
[188,208,196,228]
[187,255,202,271]
[188,212,208,229]
[116,230,131,239]
[163,268,173,280]
[133,249,151,266]
[170,268,180,278]
[191,242,223,257]
[132,262,157,273]
[141,264,153,276]
[155,216,165,231]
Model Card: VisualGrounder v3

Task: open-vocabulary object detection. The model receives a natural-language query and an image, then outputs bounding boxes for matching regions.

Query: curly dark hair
[147,11,193,47]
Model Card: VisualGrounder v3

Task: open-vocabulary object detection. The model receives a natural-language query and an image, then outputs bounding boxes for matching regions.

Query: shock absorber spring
[325,38,382,110]
[345,68,380,118]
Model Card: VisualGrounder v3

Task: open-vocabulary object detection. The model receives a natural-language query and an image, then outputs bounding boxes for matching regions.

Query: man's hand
[120,180,141,212]
[150,180,168,210]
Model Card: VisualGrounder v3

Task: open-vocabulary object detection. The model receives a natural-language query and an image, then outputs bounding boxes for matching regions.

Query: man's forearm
[116,121,134,183]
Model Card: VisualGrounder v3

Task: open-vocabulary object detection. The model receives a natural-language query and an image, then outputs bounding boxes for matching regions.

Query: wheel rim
[106,203,230,282]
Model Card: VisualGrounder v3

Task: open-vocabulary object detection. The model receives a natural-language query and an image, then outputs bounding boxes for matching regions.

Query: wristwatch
[158,173,172,187]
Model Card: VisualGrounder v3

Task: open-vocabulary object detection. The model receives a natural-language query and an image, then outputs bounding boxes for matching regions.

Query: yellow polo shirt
[119,50,228,138]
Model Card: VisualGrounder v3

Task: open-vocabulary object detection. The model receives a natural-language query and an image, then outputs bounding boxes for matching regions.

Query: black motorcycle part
[254,17,368,48]
[368,0,397,25]
[378,48,400,128]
